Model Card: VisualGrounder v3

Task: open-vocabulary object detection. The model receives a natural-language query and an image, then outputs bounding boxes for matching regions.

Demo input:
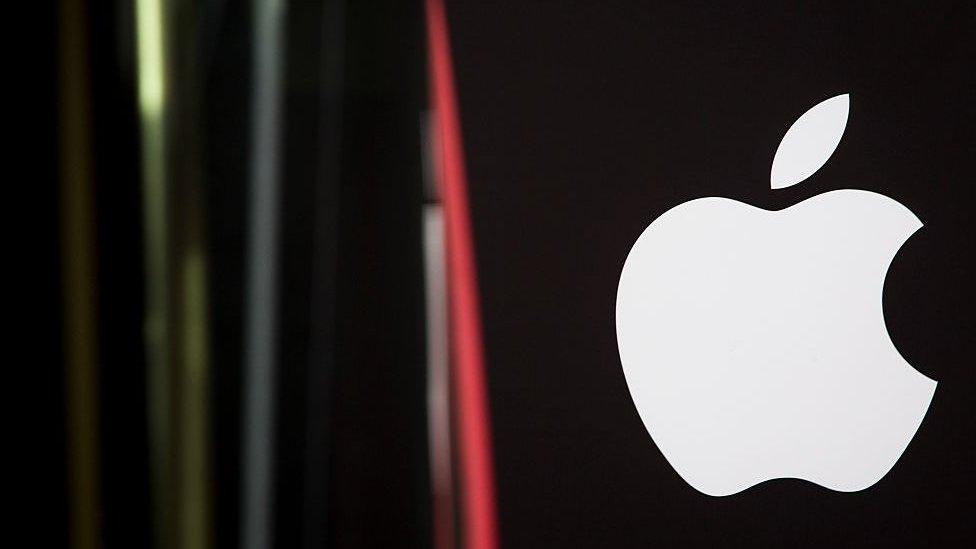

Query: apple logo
[615,93,937,497]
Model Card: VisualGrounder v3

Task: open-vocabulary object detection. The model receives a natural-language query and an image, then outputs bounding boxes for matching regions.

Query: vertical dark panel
[42,3,68,548]
[202,3,252,548]
[327,2,430,547]
[301,0,344,546]
[272,2,431,547]
[89,0,152,546]
[272,0,324,545]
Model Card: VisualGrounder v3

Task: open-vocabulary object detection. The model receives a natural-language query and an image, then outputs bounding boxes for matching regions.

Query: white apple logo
[615,94,937,497]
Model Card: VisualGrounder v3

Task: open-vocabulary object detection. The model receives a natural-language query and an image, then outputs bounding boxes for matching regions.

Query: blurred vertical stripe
[425,0,499,546]
[242,2,286,549]
[59,0,101,547]
[134,0,171,545]
[423,203,455,549]
[136,0,214,547]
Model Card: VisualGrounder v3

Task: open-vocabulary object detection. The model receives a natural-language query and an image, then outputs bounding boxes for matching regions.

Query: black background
[447,2,974,546]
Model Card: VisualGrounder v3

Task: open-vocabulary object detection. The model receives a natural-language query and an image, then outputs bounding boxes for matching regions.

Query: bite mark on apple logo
[615,93,937,497]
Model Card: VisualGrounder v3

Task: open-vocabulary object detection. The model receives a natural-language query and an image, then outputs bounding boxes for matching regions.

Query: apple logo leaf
[771,94,850,189]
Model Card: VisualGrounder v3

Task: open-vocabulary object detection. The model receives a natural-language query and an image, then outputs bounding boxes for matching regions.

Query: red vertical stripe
[425,1,499,548]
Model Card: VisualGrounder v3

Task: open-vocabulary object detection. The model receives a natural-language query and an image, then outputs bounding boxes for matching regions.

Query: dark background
[447,1,974,546]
